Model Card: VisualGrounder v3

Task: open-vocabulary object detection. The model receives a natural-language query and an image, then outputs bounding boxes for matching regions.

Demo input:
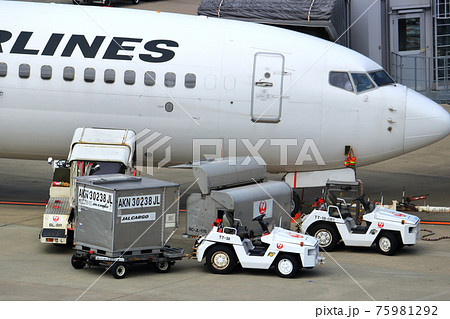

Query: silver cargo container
[74,174,179,257]
[186,181,292,236]
[185,157,292,236]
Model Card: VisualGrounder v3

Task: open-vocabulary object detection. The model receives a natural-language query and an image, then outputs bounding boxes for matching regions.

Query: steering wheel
[252,214,269,234]
[252,214,266,222]
[355,194,371,211]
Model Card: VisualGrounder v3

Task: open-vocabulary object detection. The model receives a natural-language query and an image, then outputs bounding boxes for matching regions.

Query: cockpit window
[369,70,395,87]
[351,73,375,92]
[329,72,353,92]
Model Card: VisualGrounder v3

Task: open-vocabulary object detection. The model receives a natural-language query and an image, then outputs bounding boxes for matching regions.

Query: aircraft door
[251,53,285,123]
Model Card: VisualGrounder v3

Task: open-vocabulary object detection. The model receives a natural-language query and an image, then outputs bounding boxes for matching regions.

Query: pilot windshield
[351,73,375,92]
[369,70,395,87]
[329,71,354,92]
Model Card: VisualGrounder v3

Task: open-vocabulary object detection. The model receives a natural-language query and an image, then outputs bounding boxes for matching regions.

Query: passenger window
[0,62,7,77]
[63,66,75,81]
[351,73,375,92]
[144,71,156,86]
[84,68,95,83]
[41,65,52,80]
[124,70,135,85]
[164,72,176,88]
[185,73,196,89]
[19,64,31,79]
[329,72,353,92]
[104,69,115,84]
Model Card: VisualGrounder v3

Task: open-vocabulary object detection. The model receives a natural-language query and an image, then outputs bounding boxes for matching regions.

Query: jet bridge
[186,157,292,236]
[198,0,349,45]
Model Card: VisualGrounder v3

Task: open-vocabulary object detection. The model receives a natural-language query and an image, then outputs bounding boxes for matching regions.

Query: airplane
[0,1,449,189]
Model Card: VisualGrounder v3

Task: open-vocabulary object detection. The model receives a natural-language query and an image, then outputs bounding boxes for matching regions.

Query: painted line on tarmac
[0,201,46,206]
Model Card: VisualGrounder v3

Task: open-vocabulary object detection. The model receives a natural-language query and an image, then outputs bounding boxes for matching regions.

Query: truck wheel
[111,262,127,279]
[155,261,172,273]
[309,224,339,251]
[275,254,299,278]
[206,245,236,274]
[71,253,86,269]
[291,191,301,217]
[376,232,398,255]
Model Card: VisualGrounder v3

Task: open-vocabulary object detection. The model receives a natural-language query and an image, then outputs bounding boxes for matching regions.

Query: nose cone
[404,89,450,153]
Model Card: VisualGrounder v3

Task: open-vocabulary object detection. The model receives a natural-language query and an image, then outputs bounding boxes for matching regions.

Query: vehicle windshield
[369,70,395,87]
[89,162,126,175]
[73,161,126,176]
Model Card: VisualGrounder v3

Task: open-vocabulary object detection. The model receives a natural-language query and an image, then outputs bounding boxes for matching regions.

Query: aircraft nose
[404,89,450,153]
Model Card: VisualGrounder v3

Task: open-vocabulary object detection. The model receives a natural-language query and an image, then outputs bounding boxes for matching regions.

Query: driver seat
[326,192,338,207]
[327,192,351,219]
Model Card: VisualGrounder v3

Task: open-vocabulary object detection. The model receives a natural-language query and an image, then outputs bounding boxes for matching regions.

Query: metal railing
[390,52,450,101]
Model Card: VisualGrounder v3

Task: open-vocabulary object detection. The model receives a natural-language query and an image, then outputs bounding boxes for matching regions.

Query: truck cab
[39,128,136,245]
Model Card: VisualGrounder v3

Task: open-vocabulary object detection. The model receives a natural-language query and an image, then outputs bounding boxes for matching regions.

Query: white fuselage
[0,2,449,173]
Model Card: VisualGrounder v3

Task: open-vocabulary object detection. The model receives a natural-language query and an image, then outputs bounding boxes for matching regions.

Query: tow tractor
[39,128,136,245]
[195,213,324,278]
[300,181,421,255]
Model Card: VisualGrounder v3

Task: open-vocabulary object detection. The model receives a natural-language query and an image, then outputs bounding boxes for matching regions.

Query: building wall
[350,0,384,66]
[350,1,433,73]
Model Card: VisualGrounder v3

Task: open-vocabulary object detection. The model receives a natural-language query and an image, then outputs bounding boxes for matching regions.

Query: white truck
[300,191,421,255]
[39,128,136,245]
[195,214,324,278]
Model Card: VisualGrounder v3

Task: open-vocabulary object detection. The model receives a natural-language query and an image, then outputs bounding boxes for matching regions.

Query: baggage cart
[71,174,183,278]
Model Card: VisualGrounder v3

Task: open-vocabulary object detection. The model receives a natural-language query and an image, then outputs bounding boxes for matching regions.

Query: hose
[420,229,450,241]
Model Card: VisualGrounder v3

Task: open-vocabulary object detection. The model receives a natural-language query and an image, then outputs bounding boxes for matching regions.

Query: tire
[71,253,86,269]
[155,261,172,273]
[291,191,301,217]
[275,254,299,278]
[131,0,139,4]
[111,262,127,279]
[309,223,339,251]
[205,245,237,274]
[376,232,399,255]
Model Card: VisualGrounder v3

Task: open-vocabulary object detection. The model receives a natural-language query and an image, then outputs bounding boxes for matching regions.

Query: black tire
[275,254,299,278]
[104,0,112,6]
[71,253,86,269]
[155,261,172,273]
[376,232,399,255]
[131,0,139,4]
[291,191,301,217]
[309,223,339,251]
[111,262,127,279]
[206,245,237,274]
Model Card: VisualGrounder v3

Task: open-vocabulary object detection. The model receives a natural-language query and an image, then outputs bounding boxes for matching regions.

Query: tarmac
[1,0,449,306]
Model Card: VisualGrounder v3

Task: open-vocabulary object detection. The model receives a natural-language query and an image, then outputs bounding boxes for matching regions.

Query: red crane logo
[259,201,267,215]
